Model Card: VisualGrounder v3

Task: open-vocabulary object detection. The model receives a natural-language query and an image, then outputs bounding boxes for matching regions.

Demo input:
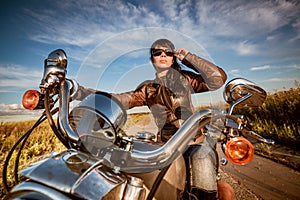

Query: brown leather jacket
[76,52,227,142]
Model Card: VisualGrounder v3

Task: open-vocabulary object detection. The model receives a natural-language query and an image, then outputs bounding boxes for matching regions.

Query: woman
[75,38,233,199]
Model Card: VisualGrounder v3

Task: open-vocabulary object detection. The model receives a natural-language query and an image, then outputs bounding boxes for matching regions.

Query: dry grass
[0,114,146,198]
[0,120,66,198]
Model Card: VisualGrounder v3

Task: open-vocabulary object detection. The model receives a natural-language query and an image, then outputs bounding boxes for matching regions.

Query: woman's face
[151,45,174,72]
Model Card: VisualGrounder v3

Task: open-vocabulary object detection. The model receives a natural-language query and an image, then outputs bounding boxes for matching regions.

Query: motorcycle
[2,49,274,199]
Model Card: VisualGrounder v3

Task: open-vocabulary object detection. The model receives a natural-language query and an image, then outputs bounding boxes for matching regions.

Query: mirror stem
[227,93,252,115]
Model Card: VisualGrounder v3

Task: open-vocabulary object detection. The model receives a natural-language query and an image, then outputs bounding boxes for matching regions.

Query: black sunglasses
[151,49,174,57]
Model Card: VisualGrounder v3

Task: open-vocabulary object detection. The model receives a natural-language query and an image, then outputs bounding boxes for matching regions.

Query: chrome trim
[117,109,213,173]
[223,78,267,114]
[123,177,145,200]
[244,131,275,144]
[59,80,79,142]
[131,109,211,160]
[6,182,70,199]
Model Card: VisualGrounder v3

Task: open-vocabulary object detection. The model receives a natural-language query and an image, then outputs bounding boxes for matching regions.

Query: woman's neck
[156,68,169,78]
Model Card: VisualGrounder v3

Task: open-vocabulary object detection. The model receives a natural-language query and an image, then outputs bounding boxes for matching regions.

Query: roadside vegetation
[1,85,299,198]
[233,85,300,170]
[233,85,300,148]
[0,114,149,198]
[0,120,66,198]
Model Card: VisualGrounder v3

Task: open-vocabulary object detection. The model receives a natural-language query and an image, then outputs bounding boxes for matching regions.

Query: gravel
[219,169,261,200]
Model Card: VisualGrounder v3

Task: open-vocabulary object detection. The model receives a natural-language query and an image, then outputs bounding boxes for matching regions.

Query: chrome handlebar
[57,78,214,172]
[58,80,80,143]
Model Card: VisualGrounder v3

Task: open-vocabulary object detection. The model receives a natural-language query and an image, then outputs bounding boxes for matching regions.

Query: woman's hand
[174,48,188,61]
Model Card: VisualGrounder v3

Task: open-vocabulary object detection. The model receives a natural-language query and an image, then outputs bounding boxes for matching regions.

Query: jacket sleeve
[73,85,96,101]
[111,91,145,109]
[74,82,148,110]
[112,81,149,109]
[181,52,227,91]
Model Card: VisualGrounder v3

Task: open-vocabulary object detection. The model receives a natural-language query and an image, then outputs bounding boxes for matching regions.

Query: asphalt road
[217,147,300,200]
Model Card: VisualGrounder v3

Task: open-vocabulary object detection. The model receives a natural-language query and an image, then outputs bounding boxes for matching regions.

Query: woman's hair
[150,38,181,70]
[150,38,175,51]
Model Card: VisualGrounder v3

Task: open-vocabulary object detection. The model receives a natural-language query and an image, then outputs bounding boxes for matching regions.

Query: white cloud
[196,0,299,37]
[0,103,43,122]
[0,103,22,110]
[290,20,300,41]
[15,0,299,60]
[251,65,271,71]
[229,69,239,76]
[0,65,41,78]
[262,77,297,83]
[292,64,300,69]
[22,1,165,48]
[234,41,258,55]
[0,64,41,89]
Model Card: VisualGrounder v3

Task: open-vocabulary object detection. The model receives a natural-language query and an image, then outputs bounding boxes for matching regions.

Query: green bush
[234,86,300,147]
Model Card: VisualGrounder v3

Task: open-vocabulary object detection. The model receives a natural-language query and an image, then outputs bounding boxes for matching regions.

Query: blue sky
[0,0,299,121]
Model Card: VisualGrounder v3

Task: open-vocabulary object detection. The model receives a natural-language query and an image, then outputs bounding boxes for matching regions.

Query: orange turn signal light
[224,137,254,165]
[22,90,41,110]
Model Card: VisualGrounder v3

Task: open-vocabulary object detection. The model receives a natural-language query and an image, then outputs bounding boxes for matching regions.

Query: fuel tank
[18,149,185,200]
[134,155,186,200]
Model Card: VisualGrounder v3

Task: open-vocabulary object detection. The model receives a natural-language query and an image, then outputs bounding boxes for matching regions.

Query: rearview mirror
[223,78,267,108]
